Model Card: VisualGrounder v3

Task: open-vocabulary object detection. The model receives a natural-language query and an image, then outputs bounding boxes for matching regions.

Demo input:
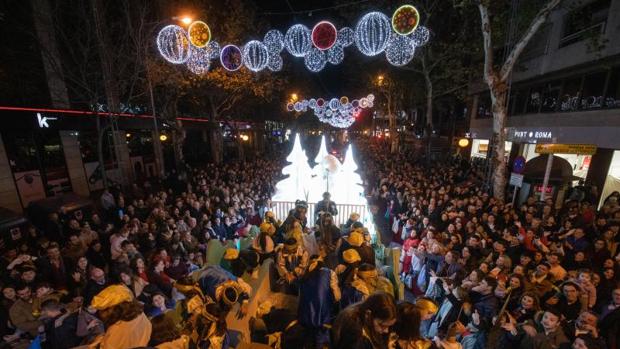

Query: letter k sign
[36,113,57,128]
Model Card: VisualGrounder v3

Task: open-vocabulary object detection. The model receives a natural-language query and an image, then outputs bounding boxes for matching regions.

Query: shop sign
[535,144,597,155]
[534,185,553,194]
[36,113,57,128]
[511,129,553,142]
[509,172,524,187]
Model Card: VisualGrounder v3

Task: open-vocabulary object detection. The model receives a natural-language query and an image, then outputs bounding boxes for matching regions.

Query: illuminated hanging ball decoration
[337,27,355,47]
[340,96,349,105]
[186,46,211,75]
[157,25,192,64]
[329,98,340,110]
[243,40,269,72]
[326,45,345,65]
[411,26,430,46]
[304,48,327,72]
[285,24,312,57]
[311,21,338,51]
[367,94,375,102]
[220,44,243,71]
[355,12,391,56]
[386,32,416,66]
[287,103,294,112]
[317,98,325,107]
[264,29,285,53]
[309,99,317,108]
[294,102,303,112]
[188,21,211,48]
[267,54,283,72]
[352,99,359,108]
[360,98,369,108]
[206,41,221,60]
[392,5,420,36]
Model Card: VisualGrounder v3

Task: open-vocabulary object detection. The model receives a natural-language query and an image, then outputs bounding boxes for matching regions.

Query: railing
[270,201,369,228]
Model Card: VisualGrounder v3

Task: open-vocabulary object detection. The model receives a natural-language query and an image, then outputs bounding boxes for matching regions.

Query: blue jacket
[298,267,335,328]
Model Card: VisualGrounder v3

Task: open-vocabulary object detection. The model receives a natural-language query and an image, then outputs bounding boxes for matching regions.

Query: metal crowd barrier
[270,201,368,228]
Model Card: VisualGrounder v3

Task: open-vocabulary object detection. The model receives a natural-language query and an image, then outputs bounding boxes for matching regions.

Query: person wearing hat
[196,265,252,316]
[338,249,365,309]
[296,256,341,348]
[220,248,240,274]
[342,228,376,267]
[89,284,152,348]
[277,200,308,244]
[355,263,395,298]
[253,222,276,264]
[274,237,309,295]
[172,276,231,348]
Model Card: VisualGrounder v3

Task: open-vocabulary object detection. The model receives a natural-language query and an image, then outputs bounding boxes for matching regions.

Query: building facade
[468,0,620,206]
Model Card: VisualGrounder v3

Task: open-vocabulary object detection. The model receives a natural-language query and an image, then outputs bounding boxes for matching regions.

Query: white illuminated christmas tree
[333,145,366,205]
[273,134,313,202]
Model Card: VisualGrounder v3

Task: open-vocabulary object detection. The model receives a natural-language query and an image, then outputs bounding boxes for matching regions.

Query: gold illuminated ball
[188,21,211,48]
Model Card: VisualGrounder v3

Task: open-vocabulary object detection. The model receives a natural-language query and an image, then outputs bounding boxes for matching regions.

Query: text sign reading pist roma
[535,144,597,155]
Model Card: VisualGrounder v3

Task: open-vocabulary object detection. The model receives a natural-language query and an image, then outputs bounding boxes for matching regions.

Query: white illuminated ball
[385,32,416,66]
[206,41,221,60]
[157,25,192,64]
[285,24,312,57]
[264,29,285,53]
[304,48,327,72]
[243,40,269,72]
[355,12,391,56]
[411,26,430,46]
[337,27,355,47]
[267,54,283,72]
[186,46,211,75]
[327,45,345,65]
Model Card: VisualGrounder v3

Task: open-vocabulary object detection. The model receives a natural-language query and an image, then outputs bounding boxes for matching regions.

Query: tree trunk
[490,83,509,201]
[388,97,399,154]
[209,124,224,164]
[424,69,434,130]
[172,119,186,171]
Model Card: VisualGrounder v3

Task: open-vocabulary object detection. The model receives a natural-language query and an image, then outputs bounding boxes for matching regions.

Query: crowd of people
[0,137,619,349]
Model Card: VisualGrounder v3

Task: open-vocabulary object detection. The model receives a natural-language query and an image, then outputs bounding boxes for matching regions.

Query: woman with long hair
[331,292,397,349]
[510,292,540,323]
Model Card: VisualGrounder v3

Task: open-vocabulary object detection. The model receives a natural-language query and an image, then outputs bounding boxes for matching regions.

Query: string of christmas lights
[287,94,375,128]
[157,5,430,74]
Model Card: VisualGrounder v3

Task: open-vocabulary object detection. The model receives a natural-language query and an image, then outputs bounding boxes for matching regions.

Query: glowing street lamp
[159,134,168,141]
[458,138,470,148]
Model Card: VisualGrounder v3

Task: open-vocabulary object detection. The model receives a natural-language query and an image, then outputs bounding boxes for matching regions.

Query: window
[541,81,562,113]
[477,94,492,119]
[560,77,583,111]
[526,85,543,114]
[605,68,620,108]
[513,89,528,115]
[581,72,607,109]
[560,0,610,48]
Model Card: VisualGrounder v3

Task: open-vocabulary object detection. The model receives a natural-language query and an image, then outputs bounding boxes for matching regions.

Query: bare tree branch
[499,0,562,81]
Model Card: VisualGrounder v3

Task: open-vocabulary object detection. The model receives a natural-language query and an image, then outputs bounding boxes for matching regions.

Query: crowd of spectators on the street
[1,136,619,349]
[356,139,619,349]
[0,158,282,348]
